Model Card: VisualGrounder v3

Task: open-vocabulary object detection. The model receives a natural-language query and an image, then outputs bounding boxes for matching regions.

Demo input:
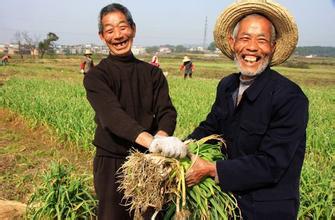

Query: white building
[159,47,172,54]
[132,46,146,55]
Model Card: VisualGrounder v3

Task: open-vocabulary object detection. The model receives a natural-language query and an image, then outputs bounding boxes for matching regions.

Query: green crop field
[0,54,334,219]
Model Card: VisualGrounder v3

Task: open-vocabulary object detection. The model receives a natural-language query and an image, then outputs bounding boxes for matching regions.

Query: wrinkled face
[99,11,136,56]
[229,15,275,78]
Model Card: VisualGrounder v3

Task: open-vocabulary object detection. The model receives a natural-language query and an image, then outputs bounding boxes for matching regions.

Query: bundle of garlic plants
[117,135,241,220]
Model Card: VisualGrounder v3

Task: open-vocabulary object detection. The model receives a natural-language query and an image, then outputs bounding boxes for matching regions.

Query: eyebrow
[239,32,269,38]
[103,20,129,28]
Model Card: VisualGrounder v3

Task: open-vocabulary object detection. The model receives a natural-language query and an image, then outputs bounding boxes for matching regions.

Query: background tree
[294,46,335,57]
[175,45,187,53]
[63,48,71,55]
[145,46,159,54]
[13,31,40,58]
[14,32,24,59]
[207,41,217,52]
[22,32,39,58]
[38,32,59,58]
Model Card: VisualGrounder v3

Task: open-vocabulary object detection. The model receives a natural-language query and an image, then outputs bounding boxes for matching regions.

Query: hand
[80,69,84,74]
[149,136,187,158]
[186,155,216,187]
[148,135,168,153]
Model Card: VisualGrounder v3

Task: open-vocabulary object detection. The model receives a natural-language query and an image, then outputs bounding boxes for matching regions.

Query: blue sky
[1,0,335,47]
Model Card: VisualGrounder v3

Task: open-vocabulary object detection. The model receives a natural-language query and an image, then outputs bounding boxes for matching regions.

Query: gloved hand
[80,69,84,74]
[149,136,187,158]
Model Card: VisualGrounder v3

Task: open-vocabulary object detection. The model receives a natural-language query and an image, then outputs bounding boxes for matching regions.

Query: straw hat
[214,0,298,66]
[84,49,92,55]
[182,56,191,63]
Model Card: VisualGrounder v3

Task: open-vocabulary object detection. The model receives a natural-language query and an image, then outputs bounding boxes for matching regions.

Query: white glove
[80,69,84,74]
[149,136,187,158]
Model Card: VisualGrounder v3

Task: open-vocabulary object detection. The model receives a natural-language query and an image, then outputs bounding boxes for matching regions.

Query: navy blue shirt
[189,67,308,202]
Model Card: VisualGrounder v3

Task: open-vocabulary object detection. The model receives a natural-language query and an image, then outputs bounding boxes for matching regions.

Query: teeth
[244,56,257,62]
[115,41,127,47]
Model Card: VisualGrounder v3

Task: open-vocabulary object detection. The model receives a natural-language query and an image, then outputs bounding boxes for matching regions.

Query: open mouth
[113,39,128,48]
[242,55,261,63]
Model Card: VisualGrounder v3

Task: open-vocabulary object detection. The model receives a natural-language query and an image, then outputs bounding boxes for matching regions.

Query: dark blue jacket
[189,67,308,219]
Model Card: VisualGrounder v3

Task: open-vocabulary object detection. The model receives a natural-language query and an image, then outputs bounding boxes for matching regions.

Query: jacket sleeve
[152,69,177,135]
[216,90,309,192]
[83,72,145,142]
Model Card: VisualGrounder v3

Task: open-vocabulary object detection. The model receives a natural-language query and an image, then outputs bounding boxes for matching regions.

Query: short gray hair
[232,14,276,44]
[98,3,135,34]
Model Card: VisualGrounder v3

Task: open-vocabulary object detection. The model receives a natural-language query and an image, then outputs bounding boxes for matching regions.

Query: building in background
[132,46,146,55]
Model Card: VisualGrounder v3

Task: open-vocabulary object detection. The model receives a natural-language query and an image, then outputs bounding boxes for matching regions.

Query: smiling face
[229,15,276,79]
[99,11,136,56]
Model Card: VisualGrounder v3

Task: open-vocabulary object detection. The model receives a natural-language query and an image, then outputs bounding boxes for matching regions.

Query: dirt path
[0,108,94,203]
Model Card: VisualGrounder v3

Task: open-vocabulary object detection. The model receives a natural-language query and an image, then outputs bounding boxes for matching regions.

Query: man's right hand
[185,155,217,187]
[149,136,187,158]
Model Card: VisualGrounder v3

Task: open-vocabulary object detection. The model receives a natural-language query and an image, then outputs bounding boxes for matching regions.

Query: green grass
[27,162,97,219]
[0,78,95,149]
[169,77,217,138]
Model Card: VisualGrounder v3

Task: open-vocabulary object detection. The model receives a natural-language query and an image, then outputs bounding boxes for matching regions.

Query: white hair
[232,14,276,44]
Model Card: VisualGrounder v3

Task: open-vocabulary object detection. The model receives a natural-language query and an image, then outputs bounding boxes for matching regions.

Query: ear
[271,41,276,54]
[228,35,235,50]
[132,24,136,38]
[99,33,106,44]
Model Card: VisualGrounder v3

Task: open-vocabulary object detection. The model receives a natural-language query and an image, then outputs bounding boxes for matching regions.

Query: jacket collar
[225,73,240,94]
[244,66,272,102]
[108,52,136,63]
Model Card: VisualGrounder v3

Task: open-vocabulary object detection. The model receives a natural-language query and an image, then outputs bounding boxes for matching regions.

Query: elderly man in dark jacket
[184,1,308,219]
[83,3,187,220]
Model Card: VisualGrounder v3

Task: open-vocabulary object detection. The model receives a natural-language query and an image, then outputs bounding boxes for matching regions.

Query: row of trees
[12,32,59,58]
[11,32,335,58]
[294,46,335,57]
[12,31,216,58]
[147,43,335,57]
[146,42,217,54]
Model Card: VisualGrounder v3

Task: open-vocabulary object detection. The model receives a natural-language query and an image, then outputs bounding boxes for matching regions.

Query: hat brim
[214,1,298,66]
[183,56,191,62]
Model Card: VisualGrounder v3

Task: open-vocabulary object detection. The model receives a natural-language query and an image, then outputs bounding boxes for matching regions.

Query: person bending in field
[180,56,194,79]
[183,1,309,219]
[1,54,11,66]
[83,3,187,220]
[150,52,160,67]
[80,49,94,75]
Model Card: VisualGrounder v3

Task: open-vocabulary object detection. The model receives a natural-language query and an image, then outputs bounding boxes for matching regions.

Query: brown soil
[0,200,26,220]
[0,108,94,203]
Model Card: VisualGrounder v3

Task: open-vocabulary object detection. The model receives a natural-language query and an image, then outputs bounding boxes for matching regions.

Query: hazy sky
[1,0,335,47]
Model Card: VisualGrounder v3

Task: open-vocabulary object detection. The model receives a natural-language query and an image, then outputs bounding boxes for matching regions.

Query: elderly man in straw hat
[80,49,94,75]
[184,0,308,219]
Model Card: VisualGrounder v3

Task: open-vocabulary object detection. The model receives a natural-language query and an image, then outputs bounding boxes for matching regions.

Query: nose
[246,38,258,52]
[113,28,122,39]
